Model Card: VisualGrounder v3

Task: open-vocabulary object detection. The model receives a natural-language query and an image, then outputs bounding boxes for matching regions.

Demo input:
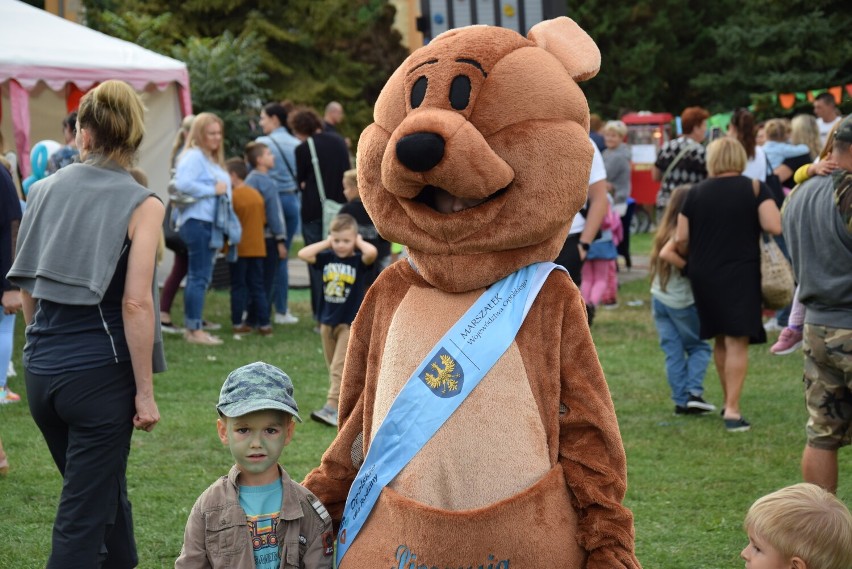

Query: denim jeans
[274,192,301,314]
[0,312,14,388]
[246,237,277,327]
[652,297,712,407]
[230,257,269,327]
[301,218,324,320]
[179,218,216,331]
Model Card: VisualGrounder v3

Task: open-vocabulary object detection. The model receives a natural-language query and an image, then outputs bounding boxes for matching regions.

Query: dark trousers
[26,362,138,569]
[301,218,324,320]
[554,232,583,286]
[233,256,270,327]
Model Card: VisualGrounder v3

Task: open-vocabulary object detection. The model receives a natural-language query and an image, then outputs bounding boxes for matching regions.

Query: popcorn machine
[621,111,673,231]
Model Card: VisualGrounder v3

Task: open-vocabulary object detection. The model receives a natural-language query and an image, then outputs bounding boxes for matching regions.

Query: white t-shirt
[569,140,608,235]
[742,145,768,182]
[818,115,842,147]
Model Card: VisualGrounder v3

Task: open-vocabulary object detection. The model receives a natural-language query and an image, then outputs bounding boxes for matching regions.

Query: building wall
[44,0,83,22]
[389,0,424,52]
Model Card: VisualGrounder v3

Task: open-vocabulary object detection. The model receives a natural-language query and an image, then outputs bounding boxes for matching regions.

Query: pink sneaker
[771,327,803,355]
[0,388,21,404]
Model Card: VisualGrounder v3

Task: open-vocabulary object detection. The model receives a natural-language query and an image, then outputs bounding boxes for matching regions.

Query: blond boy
[297,214,376,426]
[742,483,852,569]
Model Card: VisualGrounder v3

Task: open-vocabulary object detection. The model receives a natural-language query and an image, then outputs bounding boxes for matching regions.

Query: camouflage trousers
[803,324,852,450]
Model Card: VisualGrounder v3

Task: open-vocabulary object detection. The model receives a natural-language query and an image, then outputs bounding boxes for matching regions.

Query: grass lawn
[1,242,849,568]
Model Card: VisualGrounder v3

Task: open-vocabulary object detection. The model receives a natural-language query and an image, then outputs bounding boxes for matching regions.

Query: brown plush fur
[303,17,640,568]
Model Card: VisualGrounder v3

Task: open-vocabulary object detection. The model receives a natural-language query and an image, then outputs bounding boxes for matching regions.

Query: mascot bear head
[357,17,600,292]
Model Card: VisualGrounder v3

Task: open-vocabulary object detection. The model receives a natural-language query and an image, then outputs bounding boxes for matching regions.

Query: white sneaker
[763,317,782,332]
[274,311,299,325]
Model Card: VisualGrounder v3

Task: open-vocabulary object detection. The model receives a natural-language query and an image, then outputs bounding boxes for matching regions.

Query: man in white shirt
[814,92,842,147]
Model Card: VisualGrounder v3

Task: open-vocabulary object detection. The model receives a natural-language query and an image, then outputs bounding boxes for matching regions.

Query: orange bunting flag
[778,93,796,109]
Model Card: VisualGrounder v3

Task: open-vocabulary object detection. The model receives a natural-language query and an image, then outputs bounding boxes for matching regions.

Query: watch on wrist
[579,241,591,252]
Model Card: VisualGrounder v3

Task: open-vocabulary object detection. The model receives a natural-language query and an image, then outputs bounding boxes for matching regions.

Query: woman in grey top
[9,80,164,568]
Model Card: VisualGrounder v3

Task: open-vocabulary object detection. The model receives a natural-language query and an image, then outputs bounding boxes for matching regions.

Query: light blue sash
[336,262,564,565]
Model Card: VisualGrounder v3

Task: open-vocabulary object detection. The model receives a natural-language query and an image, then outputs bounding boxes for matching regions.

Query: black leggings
[26,362,138,569]
[554,232,583,286]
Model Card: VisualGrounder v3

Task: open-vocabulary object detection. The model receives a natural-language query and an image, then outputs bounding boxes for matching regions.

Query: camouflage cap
[217,362,302,422]
[835,115,852,144]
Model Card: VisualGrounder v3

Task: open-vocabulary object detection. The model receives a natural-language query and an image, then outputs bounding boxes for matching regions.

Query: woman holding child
[9,80,165,567]
[675,137,781,433]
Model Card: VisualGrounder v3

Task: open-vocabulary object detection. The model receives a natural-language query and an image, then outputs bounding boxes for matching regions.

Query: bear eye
[449,75,471,110]
[411,76,427,109]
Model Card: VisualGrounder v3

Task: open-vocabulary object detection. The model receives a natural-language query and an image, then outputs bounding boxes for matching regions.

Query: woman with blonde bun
[9,80,165,567]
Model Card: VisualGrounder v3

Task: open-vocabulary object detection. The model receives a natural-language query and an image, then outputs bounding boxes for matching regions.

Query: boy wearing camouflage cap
[176,362,333,568]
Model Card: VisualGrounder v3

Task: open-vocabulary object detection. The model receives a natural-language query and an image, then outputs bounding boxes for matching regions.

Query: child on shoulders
[298,214,377,427]
[176,362,333,568]
[763,118,812,170]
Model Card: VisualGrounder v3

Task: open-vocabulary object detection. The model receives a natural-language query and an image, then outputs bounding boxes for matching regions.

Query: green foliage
[82,0,408,150]
[172,32,271,157]
[2,270,851,568]
[691,0,852,113]
[573,0,851,118]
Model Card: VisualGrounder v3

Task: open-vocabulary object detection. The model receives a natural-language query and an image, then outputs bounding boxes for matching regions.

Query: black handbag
[162,203,187,255]
[764,155,785,208]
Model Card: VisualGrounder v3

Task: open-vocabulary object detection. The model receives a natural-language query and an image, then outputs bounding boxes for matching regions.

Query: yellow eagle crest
[423,354,461,394]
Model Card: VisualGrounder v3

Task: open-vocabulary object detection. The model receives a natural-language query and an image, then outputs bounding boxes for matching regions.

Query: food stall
[622,111,673,232]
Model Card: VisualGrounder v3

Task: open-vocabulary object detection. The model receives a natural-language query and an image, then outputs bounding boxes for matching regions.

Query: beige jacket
[176,465,333,569]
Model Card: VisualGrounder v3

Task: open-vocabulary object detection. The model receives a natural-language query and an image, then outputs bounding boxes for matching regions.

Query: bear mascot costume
[304,17,641,569]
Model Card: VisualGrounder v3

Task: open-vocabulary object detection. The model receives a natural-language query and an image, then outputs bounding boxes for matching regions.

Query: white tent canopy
[0,0,192,201]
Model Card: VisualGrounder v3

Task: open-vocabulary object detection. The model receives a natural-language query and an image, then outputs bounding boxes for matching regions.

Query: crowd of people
[0,76,850,566]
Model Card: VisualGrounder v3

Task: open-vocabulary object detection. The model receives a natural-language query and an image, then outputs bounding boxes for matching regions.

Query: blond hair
[603,120,627,138]
[77,80,146,168]
[791,114,821,159]
[706,137,746,176]
[184,112,225,167]
[649,185,689,291]
[330,213,358,234]
[342,168,358,190]
[819,121,843,161]
[744,483,852,569]
[764,118,789,142]
[170,114,195,166]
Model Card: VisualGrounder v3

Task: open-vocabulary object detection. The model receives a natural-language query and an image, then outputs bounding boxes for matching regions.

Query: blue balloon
[22,142,51,195]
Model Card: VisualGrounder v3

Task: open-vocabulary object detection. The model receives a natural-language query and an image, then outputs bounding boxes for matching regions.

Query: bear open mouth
[413,185,508,213]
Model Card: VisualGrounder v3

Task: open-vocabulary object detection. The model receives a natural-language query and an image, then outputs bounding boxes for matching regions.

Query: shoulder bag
[763,155,785,208]
[760,232,794,309]
[307,136,342,236]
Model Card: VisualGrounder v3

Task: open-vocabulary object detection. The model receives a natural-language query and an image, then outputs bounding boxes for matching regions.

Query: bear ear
[527,17,600,83]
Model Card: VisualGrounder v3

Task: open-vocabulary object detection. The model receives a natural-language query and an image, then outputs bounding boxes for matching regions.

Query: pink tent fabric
[0,0,191,177]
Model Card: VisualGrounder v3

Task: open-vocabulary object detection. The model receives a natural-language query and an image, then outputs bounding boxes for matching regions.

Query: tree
[570,0,851,118]
[82,0,408,148]
[571,0,737,118]
[172,32,271,156]
[691,0,852,115]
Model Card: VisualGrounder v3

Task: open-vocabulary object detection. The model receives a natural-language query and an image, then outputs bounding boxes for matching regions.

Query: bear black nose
[396,132,445,172]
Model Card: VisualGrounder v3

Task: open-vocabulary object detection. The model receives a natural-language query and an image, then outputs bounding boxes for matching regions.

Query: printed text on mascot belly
[392,544,510,569]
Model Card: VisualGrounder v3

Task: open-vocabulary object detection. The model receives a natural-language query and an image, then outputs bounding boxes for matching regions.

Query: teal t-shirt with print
[239,481,284,569]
